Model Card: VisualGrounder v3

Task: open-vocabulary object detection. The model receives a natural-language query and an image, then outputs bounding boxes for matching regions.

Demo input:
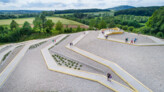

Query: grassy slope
[0,17,84,25]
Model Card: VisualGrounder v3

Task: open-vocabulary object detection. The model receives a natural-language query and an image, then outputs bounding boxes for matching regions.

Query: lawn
[0,17,84,26]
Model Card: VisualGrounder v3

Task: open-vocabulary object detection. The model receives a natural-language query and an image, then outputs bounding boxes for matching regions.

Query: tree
[156,32,163,38]
[22,21,32,35]
[146,7,164,34]
[76,25,81,32]
[89,19,96,29]
[45,19,54,33]
[55,21,63,31]
[98,20,107,29]
[23,21,31,31]
[10,20,18,30]
[40,13,47,29]
[33,16,42,32]
[108,20,115,28]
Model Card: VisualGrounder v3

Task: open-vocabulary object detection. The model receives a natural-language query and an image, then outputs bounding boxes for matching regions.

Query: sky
[0,0,164,10]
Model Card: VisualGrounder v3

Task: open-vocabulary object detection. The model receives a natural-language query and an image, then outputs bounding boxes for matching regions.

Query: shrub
[156,32,163,38]
[122,26,128,30]
[128,26,134,31]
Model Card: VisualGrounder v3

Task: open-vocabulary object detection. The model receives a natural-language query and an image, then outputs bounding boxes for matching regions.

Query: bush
[122,26,128,30]
[128,26,134,31]
[116,24,122,29]
[156,32,163,38]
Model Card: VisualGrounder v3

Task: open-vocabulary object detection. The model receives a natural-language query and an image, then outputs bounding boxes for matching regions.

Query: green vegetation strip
[29,41,47,49]
[55,35,70,45]
[52,54,82,70]
[1,51,11,62]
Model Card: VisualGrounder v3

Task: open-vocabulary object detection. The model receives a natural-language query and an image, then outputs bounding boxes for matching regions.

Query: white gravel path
[0,45,24,73]
[0,36,111,92]
[76,31,164,92]
[51,32,129,87]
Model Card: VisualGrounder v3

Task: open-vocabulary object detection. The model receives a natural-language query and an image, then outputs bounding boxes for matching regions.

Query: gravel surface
[0,36,111,92]
[0,45,24,73]
[76,31,164,92]
[0,45,12,53]
[51,32,129,88]
[108,32,155,44]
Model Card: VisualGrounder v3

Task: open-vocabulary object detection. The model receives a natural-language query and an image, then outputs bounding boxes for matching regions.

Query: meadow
[0,17,84,26]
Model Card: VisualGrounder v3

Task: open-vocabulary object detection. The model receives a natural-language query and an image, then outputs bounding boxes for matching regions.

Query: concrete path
[0,37,55,87]
[0,45,10,52]
[66,32,152,92]
[98,31,164,46]
[41,34,133,92]
[0,45,18,64]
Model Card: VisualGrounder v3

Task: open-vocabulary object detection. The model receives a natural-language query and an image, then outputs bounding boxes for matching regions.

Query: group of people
[125,38,137,44]
[52,39,56,43]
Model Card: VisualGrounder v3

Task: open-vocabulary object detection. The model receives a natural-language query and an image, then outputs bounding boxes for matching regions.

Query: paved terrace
[98,30,164,46]
[41,34,133,92]
[66,31,152,92]
[0,36,59,87]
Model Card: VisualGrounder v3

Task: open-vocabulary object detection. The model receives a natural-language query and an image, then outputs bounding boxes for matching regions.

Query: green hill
[108,5,135,11]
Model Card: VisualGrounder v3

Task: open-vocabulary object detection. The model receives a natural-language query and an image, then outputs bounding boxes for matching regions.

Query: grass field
[0,17,84,26]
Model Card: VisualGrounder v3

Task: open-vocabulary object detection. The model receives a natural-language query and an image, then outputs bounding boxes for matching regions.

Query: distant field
[0,17,84,25]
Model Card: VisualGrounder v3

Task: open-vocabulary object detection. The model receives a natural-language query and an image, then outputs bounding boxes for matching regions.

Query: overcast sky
[0,0,164,10]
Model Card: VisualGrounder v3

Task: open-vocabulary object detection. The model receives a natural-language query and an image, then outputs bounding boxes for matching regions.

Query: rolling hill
[108,5,135,11]
[0,17,85,26]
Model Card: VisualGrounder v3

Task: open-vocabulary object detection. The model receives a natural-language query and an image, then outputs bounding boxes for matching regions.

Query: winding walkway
[66,31,152,92]
[41,34,133,92]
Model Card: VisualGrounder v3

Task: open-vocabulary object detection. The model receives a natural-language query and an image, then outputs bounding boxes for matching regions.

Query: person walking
[134,38,137,43]
[52,40,54,43]
[130,39,133,44]
[102,30,104,34]
[105,35,108,39]
[107,73,112,82]
[70,42,73,46]
[125,38,128,43]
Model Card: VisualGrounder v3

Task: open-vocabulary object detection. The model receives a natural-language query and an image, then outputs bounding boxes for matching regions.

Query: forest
[115,6,160,16]
[54,9,110,14]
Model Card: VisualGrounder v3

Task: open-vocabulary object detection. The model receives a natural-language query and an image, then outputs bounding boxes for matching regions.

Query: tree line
[0,13,86,43]
[55,9,110,14]
[114,6,161,16]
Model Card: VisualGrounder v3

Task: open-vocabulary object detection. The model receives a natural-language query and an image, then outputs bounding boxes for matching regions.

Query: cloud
[0,0,11,3]
[0,0,163,10]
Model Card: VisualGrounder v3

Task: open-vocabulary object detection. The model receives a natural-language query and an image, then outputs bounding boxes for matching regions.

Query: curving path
[41,34,132,92]
[66,31,152,92]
